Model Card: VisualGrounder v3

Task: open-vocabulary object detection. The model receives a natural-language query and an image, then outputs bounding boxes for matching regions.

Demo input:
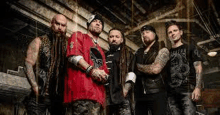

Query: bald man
[24,14,67,115]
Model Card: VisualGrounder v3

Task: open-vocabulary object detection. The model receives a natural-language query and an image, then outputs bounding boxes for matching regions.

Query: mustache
[110,43,117,45]
[54,30,66,36]
[143,36,150,39]
[110,40,116,43]
[53,33,66,39]
[94,27,101,31]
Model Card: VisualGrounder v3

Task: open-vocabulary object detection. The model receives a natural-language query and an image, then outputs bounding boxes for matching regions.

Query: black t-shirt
[168,43,202,92]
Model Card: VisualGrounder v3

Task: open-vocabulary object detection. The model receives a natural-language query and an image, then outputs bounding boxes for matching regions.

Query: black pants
[167,92,196,115]
[135,91,167,115]
[107,99,131,115]
[25,95,65,115]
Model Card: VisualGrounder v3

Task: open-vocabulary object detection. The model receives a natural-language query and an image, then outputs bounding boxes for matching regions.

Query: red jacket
[64,31,108,107]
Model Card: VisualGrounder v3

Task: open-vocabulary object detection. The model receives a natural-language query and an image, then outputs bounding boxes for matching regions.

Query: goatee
[144,41,152,46]
[52,30,66,40]
[109,44,121,52]
[90,31,100,37]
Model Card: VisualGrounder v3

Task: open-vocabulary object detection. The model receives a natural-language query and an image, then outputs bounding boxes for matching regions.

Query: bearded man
[25,14,67,115]
[64,14,109,115]
[133,25,169,115]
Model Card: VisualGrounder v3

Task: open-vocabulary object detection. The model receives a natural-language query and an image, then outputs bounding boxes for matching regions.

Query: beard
[55,31,65,38]
[53,31,66,41]
[109,44,121,52]
[88,26,102,36]
[143,37,155,46]
[51,27,66,38]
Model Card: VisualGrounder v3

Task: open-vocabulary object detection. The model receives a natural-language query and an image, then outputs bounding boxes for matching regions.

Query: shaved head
[51,14,67,36]
[52,14,67,25]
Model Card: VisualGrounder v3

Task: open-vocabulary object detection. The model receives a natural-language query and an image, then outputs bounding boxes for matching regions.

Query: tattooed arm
[137,48,170,75]
[193,61,203,89]
[25,37,41,95]
[192,61,203,101]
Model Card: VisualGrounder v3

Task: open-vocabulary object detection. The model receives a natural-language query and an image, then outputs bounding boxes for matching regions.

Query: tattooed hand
[192,88,201,101]
[91,68,108,83]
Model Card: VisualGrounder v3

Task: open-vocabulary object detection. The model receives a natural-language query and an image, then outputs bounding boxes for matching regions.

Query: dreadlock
[44,32,66,96]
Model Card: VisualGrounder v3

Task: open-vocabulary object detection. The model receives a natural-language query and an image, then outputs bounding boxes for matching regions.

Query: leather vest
[34,34,51,96]
[134,41,166,95]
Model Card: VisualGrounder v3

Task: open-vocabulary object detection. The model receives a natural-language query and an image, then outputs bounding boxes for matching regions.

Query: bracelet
[86,65,93,74]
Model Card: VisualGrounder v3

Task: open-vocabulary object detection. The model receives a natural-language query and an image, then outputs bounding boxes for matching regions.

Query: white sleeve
[68,55,83,66]
[125,72,136,83]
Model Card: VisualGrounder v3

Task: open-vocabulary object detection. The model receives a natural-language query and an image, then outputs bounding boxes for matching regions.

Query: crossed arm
[25,37,41,95]
[137,48,170,75]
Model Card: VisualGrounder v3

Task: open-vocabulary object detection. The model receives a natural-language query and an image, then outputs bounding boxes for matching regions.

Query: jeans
[167,92,196,115]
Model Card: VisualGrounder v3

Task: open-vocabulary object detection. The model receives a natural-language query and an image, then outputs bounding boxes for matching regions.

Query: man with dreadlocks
[24,14,67,115]
[105,28,136,115]
[64,14,109,115]
[132,25,169,115]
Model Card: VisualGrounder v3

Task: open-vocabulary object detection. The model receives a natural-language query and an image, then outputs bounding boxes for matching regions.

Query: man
[165,20,203,115]
[105,28,136,115]
[132,25,169,115]
[64,14,109,115]
[25,14,67,115]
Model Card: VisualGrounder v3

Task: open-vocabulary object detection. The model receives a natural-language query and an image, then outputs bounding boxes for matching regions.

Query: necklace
[93,39,98,44]
[91,37,98,44]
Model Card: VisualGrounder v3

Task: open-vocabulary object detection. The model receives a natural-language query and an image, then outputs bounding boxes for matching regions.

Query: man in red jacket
[64,14,109,115]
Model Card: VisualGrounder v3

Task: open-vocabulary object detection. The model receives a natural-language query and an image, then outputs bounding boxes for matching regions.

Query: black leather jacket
[132,41,167,99]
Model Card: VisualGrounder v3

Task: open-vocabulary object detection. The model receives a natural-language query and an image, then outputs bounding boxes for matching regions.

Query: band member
[166,20,203,115]
[133,25,169,115]
[25,14,67,115]
[64,14,109,115]
[105,28,136,115]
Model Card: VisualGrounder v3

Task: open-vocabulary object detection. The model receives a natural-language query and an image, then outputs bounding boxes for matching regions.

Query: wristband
[86,65,93,74]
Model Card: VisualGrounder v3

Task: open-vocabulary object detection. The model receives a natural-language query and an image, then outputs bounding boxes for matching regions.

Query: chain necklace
[91,37,98,45]
[93,39,98,44]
